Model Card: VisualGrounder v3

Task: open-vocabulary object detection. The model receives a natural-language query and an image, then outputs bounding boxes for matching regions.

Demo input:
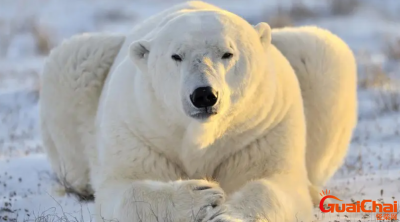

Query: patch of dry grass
[95,9,135,23]
[374,88,400,113]
[384,37,400,61]
[287,1,316,20]
[357,52,400,113]
[329,0,360,16]
[267,11,294,29]
[360,65,400,113]
[263,4,311,29]
[262,0,320,29]
[30,20,52,56]
[0,17,53,57]
[359,64,391,89]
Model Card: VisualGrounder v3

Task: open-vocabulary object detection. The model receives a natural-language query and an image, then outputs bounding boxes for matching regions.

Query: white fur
[40,33,125,194]
[271,26,358,204]
[40,1,356,222]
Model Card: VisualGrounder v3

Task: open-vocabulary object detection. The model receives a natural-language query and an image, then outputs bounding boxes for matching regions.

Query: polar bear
[40,1,356,222]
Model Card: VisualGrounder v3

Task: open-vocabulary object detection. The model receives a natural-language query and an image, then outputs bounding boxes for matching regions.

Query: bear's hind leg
[41,118,93,200]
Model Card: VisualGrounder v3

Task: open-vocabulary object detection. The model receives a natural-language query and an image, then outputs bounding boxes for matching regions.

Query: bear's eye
[222,52,233,59]
[171,54,182,62]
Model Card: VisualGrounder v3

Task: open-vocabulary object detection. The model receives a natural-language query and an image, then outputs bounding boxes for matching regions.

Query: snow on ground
[0,0,400,221]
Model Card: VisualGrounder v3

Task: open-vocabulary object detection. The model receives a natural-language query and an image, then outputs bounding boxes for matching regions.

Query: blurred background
[0,0,400,221]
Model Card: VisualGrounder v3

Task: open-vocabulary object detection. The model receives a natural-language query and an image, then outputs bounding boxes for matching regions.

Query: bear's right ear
[129,40,151,70]
[254,22,271,49]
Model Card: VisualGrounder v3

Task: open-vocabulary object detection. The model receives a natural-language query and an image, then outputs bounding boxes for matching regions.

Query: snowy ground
[0,0,400,221]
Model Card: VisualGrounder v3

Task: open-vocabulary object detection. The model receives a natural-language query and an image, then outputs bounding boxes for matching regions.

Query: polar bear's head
[130,10,271,123]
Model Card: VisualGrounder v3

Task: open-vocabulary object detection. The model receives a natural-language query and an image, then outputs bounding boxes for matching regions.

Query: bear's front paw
[172,180,225,221]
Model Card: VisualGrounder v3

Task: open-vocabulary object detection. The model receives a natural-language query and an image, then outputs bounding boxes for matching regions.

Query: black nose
[190,87,218,108]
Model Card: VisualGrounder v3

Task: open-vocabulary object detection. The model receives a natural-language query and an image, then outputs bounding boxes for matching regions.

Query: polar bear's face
[130,11,271,123]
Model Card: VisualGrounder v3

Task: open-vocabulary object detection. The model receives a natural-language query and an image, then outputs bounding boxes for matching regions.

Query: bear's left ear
[254,22,271,48]
[129,40,151,71]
